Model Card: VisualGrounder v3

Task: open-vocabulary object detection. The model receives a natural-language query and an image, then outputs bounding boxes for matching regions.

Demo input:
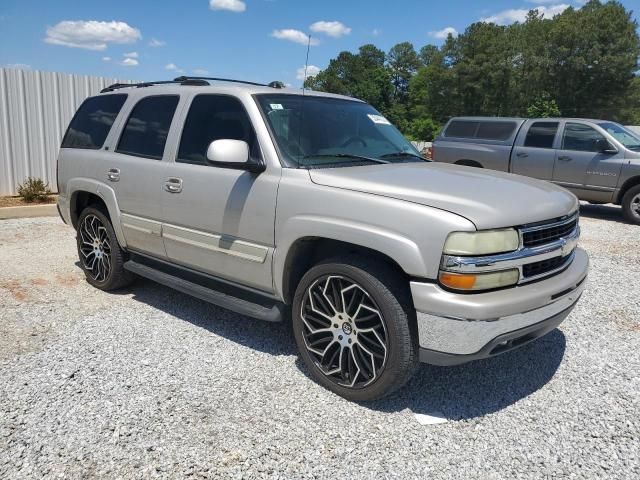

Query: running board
[124,260,284,322]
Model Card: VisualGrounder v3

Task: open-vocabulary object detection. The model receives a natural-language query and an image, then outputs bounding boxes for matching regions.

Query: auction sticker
[367,114,391,125]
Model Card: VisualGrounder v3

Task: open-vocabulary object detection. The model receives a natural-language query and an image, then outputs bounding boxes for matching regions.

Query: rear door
[104,94,181,257]
[511,121,560,180]
[553,121,625,201]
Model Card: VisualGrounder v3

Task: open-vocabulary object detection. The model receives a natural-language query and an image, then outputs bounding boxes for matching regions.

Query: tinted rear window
[116,95,179,159]
[524,122,559,149]
[445,120,517,141]
[476,121,517,140]
[61,94,127,149]
[444,120,479,138]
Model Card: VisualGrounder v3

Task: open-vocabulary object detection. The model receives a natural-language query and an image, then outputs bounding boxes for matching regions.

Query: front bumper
[412,247,588,365]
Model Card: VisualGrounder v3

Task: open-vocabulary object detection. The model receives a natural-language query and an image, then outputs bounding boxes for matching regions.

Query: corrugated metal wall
[0,68,133,195]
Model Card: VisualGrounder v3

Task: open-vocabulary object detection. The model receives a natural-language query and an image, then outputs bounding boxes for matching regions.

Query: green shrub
[17,177,52,203]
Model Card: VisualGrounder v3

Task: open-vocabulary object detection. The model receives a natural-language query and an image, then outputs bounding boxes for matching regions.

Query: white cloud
[120,57,138,67]
[309,21,351,38]
[209,0,246,13]
[296,64,321,81]
[165,63,184,74]
[148,38,166,47]
[102,56,111,61]
[3,63,31,70]
[271,29,319,45]
[372,28,381,36]
[192,68,210,75]
[123,51,138,59]
[481,4,570,25]
[44,20,141,51]
[429,27,458,39]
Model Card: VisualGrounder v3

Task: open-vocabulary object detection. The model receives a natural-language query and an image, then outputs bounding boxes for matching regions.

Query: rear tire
[621,185,640,225]
[292,255,418,401]
[76,206,135,291]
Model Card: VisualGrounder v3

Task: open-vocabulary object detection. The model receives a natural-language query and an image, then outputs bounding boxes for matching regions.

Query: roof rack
[173,76,269,87]
[100,78,209,93]
[100,76,287,94]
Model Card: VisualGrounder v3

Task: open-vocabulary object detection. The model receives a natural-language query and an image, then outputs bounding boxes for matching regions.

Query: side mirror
[595,138,617,154]
[206,139,265,172]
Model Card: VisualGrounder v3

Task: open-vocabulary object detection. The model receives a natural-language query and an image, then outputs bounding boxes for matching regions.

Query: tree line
[305,0,640,140]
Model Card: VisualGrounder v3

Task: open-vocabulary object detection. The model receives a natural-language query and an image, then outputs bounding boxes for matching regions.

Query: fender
[66,178,127,248]
[273,214,429,300]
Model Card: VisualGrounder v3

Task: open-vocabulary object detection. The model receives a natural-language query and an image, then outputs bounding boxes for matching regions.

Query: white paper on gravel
[414,412,448,425]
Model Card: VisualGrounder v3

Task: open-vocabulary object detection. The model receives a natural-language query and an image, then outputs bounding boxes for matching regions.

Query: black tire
[76,206,135,291]
[292,255,418,401]
[621,185,640,225]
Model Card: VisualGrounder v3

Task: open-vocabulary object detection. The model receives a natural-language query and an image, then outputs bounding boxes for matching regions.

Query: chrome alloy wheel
[631,193,640,220]
[78,214,112,282]
[300,275,388,388]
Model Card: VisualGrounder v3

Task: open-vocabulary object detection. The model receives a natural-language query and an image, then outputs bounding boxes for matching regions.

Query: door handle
[164,177,183,193]
[558,156,572,162]
[106,168,120,182]
[516,152,528,158]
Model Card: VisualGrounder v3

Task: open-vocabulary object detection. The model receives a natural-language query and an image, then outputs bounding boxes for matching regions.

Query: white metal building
[0,68,133,195]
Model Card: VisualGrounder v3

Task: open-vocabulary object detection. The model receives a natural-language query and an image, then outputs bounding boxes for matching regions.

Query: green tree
[527,96,562,118]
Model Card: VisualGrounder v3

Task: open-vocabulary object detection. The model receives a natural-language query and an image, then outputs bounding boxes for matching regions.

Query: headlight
[443,229,519,256]
[439,269,519,291]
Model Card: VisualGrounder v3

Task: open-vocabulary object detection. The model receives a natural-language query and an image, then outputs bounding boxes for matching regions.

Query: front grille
[522,216,578,247]
[522,255,569,278]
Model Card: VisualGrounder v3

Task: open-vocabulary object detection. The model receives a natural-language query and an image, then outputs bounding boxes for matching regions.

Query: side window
[177,94,261,165]
[116,95,179,159]
[476,121,517,141]
[61,94,127,149]
[444,120,479,139]
[562,123,606,152]
[524,122,559,149]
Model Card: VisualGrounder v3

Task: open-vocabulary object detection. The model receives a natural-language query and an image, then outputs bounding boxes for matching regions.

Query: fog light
[439,269,519,292]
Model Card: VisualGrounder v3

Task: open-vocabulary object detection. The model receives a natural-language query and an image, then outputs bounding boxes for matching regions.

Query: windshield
[598,122,640,151]
[255,94,424,168]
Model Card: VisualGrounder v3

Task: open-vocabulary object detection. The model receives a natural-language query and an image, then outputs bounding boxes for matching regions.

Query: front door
[553,122,625,201]
[104,94,181,258]
[160,94,279,292]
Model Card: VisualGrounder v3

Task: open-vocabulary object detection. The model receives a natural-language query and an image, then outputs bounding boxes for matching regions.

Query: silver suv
[56,77,589,401]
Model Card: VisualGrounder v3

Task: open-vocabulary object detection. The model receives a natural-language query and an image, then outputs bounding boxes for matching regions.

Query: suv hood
[308,162,578,230]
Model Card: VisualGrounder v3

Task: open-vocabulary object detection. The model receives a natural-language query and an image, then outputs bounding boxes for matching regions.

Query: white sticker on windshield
[270,103,284,110]
[368,114,391,125]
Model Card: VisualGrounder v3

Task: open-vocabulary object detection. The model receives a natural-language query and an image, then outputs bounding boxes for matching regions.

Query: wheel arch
[67,179,127,248]
[615,175,640,205]
[454,159,483,168]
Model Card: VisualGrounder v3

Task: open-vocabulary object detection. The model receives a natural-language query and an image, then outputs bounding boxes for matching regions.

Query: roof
[97,76,362,102]
[448,116,613,123]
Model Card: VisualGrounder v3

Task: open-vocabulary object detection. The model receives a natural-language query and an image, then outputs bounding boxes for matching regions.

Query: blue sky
[0,0,637,86]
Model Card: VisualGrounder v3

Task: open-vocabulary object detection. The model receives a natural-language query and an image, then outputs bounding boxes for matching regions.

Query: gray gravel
[1,204,639,479]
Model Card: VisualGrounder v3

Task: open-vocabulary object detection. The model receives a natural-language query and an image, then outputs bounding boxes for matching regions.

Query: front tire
[292,256,418,401]
[622,185,640,225]
[76,206,135,291]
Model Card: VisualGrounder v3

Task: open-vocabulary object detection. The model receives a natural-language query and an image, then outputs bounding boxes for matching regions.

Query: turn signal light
[439,269,519,292]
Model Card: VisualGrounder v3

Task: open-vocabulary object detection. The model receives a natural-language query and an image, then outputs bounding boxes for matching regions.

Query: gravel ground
[0,205,638,479]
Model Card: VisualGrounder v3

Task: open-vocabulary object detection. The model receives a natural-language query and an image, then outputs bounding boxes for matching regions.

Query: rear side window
[476,121,517,140]
[116,95,179,159]
[444,120,479,138]
[524,122,559,149]
[177,94,261,165]
[562,123,606,152]
[61,94,127,149]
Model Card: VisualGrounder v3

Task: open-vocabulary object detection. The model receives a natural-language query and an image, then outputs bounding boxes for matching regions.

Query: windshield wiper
[301,154,390,164]
[379,151,425,160]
